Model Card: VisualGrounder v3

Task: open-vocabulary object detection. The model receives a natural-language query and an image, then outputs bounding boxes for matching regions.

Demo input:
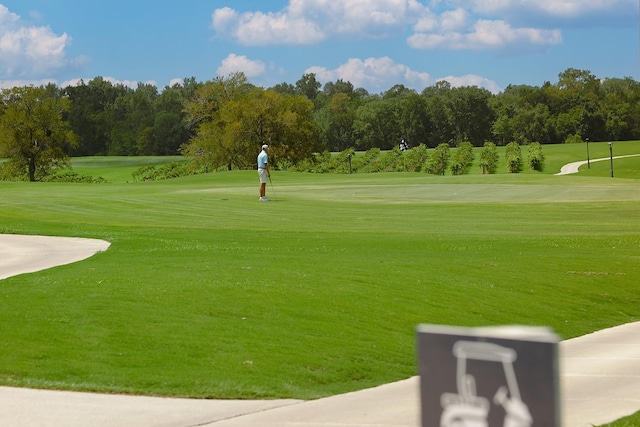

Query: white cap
[262,144,269,150]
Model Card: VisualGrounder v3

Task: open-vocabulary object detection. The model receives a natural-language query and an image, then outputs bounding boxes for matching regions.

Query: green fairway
[71,155,186,183]
[0,142,638,400]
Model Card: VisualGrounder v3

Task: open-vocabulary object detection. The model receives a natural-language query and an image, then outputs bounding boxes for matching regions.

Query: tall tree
[323,79,354,98]
[316,92,356,151]
[446,86,495,146]
[64,77,125,155]
[0,86,77,181]
[396,91,429,147]
[108,84,160,156]
[549,68,604,141]
[182,80,319,170]
[353,96,400,150]
[181,73,255,169]
[422,81,455,147]
[295,73,321,100]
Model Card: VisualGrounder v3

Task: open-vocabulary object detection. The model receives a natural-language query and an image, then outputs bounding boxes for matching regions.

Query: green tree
[183,72,254,132]
[63,77,126,155]
[147,79,199,155]
[450,141,474,175]
[271,82,296,96]
[424,143,450,175]
[422,81,455,147]
[505,141,523,173]
[600,77,640,141]
[403,143,429,172]
[547,68,604,142]
[396,91,429,147]
[479,141,499,174]
[447,86,495,146]
[183,82,319,170]
[491,85,554,145]
[527,142,544,171]
[295,73,321,100]
[353,97,399,150]
[316,92,356,151]
[181,73,254,170]
[0,86,77,181]
[322,79,354,98]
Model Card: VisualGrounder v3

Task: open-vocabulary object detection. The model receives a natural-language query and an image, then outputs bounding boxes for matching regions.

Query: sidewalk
[1,235,639,426]
[0,322,638,427]
[554,154,640,175]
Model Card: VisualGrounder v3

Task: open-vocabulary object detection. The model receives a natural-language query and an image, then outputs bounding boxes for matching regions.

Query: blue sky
[0,0,638,94]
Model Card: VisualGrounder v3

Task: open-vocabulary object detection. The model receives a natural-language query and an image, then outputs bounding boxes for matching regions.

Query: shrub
[479,141,499,174]
[403,144,429,172]
[292,151,332,173]
[376,147,405,172]
[44,171,108,183]
[450,141,474,175]
[353,148,382,173]
[424,143,450,175]
[527,142,545,171]
[132,161,204,181]
[333,148,356,174]
[565,134,583,144]
[505,141,523,173]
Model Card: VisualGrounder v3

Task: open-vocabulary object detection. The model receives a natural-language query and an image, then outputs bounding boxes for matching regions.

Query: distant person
[257,144,270,201]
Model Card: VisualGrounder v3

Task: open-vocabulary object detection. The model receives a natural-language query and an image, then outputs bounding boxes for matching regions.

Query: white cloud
[0,78,56,89]
[307,56,431,92]
[439,8,469,32]
[212,6,324,45]
[212,0,633,53]
[217,54,266,79]
[439,74,503,94]
[463,0,638,18]
[0,5,76,78]
[212,7,238,34]
[212,0,430,45]
[305,56,500,93]
[408,19,562,51]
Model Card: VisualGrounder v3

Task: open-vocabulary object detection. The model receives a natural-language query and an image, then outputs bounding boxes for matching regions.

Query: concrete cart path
[554,153,640,175]
[0,234,638,427]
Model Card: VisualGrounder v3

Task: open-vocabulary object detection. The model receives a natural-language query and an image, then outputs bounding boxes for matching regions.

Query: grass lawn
[0,141,638,401]
[599,411,640,427]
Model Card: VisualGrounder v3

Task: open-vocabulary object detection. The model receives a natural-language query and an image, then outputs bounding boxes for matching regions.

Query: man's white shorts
[258,168,268,183]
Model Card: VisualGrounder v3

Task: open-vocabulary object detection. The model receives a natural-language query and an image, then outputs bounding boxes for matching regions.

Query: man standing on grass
[257,144,270,201]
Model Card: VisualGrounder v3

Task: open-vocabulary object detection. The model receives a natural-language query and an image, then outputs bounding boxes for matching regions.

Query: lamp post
[608,142,614,178]
[586,137,590,169]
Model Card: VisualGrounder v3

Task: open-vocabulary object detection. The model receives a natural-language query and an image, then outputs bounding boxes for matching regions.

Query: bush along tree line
[288,139,542,176]
[0,68,638,180]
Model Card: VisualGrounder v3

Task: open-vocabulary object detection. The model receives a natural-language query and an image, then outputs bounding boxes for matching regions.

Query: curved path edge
[555,154,640,175]
[0,235,638,427]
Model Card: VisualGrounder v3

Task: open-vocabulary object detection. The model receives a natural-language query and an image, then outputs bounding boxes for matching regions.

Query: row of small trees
[289,142,543,176]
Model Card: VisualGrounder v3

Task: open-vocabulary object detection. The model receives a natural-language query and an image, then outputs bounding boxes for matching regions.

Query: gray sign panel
[417,324,560,427]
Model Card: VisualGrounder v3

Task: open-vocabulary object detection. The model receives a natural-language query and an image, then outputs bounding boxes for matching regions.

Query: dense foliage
[0,86,77,181]
[0,68,639,179]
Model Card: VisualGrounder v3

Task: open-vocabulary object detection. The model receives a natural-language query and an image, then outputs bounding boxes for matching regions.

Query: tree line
[1,68,639,180]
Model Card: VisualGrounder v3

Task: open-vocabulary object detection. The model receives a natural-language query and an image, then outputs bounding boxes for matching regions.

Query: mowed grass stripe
[0,145,638,399]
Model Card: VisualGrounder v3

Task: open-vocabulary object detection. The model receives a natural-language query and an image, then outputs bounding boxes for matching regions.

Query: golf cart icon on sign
[440,341,532,427]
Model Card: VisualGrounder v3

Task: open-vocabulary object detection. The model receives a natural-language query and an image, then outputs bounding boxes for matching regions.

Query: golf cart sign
[417,324,560,427]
